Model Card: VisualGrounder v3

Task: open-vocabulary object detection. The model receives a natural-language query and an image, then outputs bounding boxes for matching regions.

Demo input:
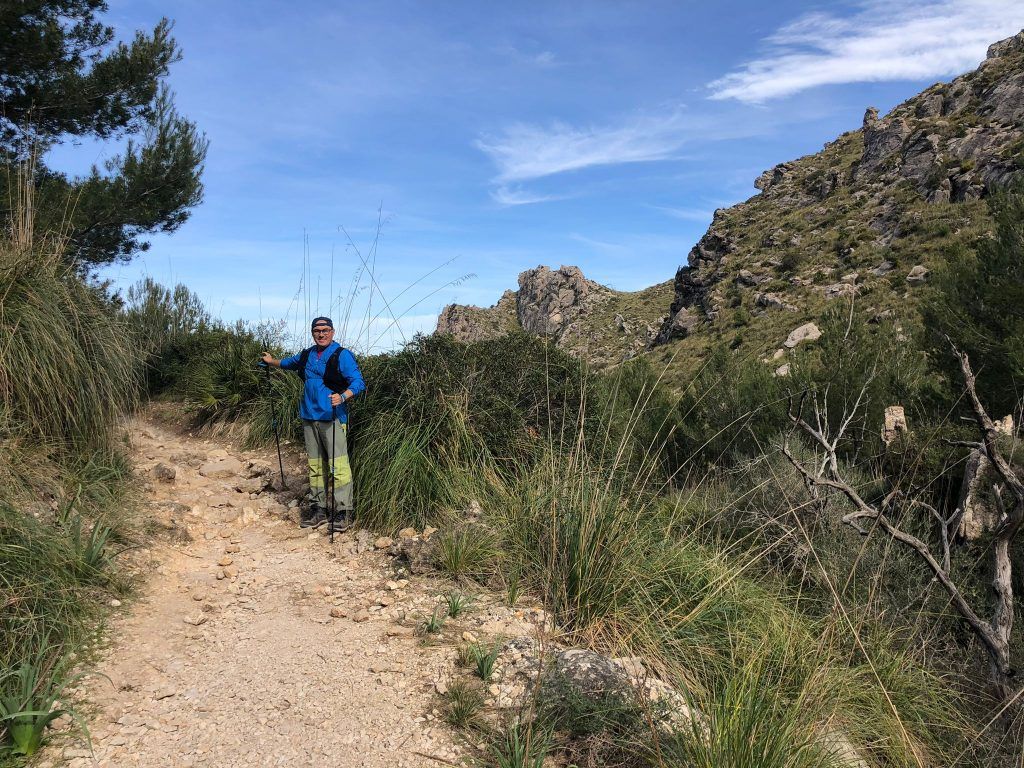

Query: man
[261,317,365,533]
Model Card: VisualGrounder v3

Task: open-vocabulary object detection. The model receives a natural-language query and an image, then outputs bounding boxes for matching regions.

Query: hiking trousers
[302,418,353,511]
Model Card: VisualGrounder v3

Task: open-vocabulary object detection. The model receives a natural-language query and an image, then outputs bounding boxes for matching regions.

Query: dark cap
[311,316,334,330]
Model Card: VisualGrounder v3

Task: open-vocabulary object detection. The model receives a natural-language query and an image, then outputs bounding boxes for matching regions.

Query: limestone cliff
[657,30,1024,346]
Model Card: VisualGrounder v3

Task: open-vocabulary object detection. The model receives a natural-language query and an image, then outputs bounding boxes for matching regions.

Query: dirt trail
[38,412,466,768]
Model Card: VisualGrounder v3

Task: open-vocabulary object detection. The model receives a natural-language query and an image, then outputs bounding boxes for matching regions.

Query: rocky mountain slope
[437,31,1024,374]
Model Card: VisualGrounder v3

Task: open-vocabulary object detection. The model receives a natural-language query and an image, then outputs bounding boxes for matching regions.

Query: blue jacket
[280,342,366,423]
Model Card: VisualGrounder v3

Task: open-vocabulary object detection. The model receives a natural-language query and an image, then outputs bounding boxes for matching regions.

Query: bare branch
[782,362,1020,691]
[943,439,984,450]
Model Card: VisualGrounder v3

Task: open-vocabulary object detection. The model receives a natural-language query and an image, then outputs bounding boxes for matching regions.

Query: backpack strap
[323,347,351,394]
[296,346,314,381]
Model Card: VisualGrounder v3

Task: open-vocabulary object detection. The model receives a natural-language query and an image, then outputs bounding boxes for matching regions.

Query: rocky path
[39,413,469,768]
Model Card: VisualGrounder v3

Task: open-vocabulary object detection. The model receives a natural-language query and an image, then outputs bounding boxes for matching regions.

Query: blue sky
[52,0,1024,351]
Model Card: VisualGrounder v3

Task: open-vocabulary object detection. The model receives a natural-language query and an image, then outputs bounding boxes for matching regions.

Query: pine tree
[0,1,207,269]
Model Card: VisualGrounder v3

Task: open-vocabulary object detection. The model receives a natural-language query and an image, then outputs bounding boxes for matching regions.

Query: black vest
[297,346,351,394]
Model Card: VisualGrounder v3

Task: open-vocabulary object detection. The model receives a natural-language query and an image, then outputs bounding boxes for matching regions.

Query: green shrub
[421,608,446,635]
[788,306,938,451]
[357,332,594,470]
[489,720,551,768]
[353,411,483,534]
[468,641,502,681]
[0,642,89,757]
[123,277,214,393]
[922,184,1024,415]
[676,343,786,464]
[184,322,286,429]
[443,589,474,618]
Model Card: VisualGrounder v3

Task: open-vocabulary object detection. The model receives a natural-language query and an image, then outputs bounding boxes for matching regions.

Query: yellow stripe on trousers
[308,458,325,489]
[331,454,352,486]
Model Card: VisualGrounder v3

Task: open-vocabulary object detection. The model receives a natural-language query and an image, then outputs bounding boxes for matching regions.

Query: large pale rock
[881,406,908,445]
[755,292,798,312]
[661,307,699,339]
[957,414,1017,540]
[549,648,635,700]
[233,478,264,495]
[956,449,998,540]
[199,457,244,479]
[820,730,871,768]
[906,265,930,285]
[784,322,822,349]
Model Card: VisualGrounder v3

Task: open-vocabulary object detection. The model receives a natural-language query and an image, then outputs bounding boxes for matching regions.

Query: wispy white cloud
[494,45,559,68]
[491,185,563,206]
[568,233,627,253]
[709,0,1024,102]
[533,51,557,67]
[476,108,692,184]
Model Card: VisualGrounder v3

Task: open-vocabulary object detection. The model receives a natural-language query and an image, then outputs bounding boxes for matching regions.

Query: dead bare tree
[782,346,1024,701]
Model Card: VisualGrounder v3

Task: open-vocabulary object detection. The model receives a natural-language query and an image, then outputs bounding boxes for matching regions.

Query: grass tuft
[421,608,446,635]
[441,679,486,730]
[433,525,500,580]
[443,589,474,618]
[489,720,551,768]
[469,641,502,682]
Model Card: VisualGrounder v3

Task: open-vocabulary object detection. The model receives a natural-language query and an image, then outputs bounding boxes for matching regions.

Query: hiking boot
[327,510,353,535]
[300,505,327,529]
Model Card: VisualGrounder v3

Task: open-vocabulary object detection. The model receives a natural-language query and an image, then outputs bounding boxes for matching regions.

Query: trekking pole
[329,404,337,543]
[257,361,287,490]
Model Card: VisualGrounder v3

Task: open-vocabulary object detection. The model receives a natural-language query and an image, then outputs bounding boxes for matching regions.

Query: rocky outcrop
[436,289,519,343]
[852,32,1024,201]
[906,265,930,285]
[486,642,695,732]
[435,264,671,367]
[515,265,606,337]
[784,322,821,349]
[484,641,868,766]
[655,216,732,343]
